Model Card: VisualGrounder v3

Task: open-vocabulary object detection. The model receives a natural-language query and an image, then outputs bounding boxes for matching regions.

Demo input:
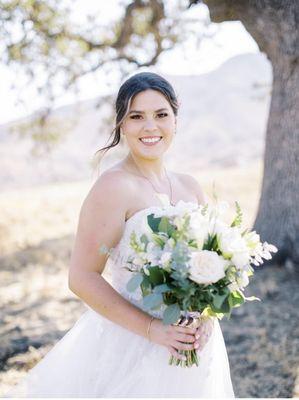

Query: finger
[195,327,202,338]
[167,346,187,361]
[173,325,197,335]
[173,340,199,351]
[175,332,196,343]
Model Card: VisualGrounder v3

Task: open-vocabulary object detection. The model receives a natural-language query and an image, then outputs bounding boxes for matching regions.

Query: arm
[68,171,151,339]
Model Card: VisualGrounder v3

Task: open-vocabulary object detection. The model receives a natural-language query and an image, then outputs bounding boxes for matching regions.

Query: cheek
[122,120,138,134]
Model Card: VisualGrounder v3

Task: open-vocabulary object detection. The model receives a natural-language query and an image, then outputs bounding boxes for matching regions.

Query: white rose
[218,227,250,268]
[188,250,229,285]
[231,250,250,270]
[212,219,230,236]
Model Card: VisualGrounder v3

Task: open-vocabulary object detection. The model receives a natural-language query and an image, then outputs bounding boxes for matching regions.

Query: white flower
[143,265,150,276]
[132,255,145,270]
[159,251,172,271]
[264,242,278,253]
[215,201,230,216]
[145,242,162,265]
[244,230,260,248]
[249,240,278,265]
[160,251,172,265]
[236,270,249,289]
[212,219,230,236]
[153,200,198,219]
[228,281,239,292]
[218,227,250,269]
[231,250,250,270]
[188,250,229,285]
[173,215,187,230]
[188,211,210,250]
[228,269,249,292]
[164,238,175,250]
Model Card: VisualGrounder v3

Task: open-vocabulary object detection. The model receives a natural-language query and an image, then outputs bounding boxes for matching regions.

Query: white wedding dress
[5,194,235,398]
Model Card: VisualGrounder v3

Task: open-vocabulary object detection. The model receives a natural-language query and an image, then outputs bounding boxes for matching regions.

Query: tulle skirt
[5,306,235,398]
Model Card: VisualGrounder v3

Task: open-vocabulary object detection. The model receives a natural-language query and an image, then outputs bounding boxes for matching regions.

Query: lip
[139,136,162,146]
[139,136,162,139]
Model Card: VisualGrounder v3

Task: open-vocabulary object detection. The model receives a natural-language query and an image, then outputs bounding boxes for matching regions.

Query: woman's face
[121,89,176,160]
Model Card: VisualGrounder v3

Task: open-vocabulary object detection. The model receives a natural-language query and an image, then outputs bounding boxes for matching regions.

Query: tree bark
[200,0,299,264]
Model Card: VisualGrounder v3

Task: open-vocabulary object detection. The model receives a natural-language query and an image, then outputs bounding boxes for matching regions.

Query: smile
[139,136,162,146]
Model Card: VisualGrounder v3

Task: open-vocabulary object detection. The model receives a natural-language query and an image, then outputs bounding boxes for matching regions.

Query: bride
[6,72,235,397]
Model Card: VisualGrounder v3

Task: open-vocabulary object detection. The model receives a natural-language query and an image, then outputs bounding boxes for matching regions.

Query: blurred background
[0,0,298,397]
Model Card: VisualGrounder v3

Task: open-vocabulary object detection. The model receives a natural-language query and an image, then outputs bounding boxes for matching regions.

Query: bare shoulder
[86,168,135,212]
[174,171,207,205]
[69,169,135,280]
[77,168,135,248]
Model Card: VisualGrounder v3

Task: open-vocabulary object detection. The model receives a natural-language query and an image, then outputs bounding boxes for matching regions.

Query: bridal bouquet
[123,198,277,368]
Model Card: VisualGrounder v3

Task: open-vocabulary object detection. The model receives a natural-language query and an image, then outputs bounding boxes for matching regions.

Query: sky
[0,1,259,124]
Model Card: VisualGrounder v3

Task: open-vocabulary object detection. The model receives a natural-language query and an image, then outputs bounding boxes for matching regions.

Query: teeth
[140,137,161,143]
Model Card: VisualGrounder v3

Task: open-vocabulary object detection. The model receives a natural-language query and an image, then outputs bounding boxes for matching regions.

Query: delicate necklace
[132,163,175,206]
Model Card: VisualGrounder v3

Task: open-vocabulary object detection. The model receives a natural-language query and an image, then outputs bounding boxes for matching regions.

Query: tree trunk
[255,57,299,264]
[200,0,299,264]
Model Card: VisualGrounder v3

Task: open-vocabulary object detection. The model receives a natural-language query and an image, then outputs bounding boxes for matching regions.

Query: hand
[148,318,200,361]
[194,317,215,352]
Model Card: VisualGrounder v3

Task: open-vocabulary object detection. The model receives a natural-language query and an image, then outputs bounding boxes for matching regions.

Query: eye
[157,113,168,118]
[130,115,142,120]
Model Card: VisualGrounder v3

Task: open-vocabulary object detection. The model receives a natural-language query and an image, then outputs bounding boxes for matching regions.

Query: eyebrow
[128,108,169,114]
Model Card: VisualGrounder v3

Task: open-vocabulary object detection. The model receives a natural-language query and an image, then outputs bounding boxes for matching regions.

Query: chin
[137,150,166,160]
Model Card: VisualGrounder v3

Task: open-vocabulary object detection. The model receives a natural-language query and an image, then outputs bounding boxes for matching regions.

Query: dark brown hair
[94,71,179,162]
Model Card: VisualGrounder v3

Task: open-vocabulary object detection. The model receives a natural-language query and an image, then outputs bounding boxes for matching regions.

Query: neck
[124,152,166,181]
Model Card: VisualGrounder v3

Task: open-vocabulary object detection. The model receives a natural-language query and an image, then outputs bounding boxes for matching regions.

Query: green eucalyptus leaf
[147,214,161,233]
[162,303,181,325]
[143,293,163,310]
[213,293,228,309]
[126,273,143,292]
[153,283,170,294]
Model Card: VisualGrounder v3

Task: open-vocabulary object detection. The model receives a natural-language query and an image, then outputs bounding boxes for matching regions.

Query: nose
[144,118,158,132]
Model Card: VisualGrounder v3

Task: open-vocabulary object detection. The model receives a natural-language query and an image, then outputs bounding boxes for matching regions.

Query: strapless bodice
[102,193,199,319]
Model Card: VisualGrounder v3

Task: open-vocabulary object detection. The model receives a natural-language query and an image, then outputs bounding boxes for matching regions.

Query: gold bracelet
[146,316,155,341]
